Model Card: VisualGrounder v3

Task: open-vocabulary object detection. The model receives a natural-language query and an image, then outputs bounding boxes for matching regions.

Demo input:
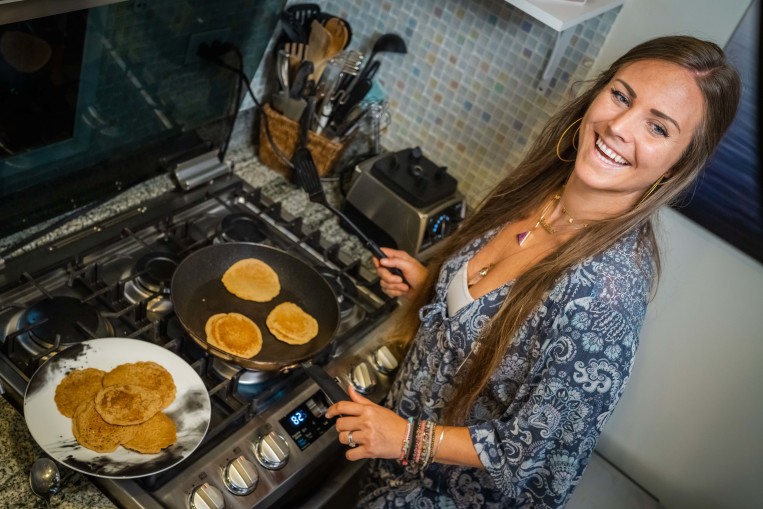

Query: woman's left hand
[325,385,407,461]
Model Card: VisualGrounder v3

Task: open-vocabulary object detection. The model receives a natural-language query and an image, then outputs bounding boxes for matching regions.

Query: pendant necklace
[467,190,591,288]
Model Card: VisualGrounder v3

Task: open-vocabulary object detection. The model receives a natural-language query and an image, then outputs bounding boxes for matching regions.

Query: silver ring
[347,431,357,448]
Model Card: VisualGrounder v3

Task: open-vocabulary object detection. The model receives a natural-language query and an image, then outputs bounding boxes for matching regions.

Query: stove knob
[223,455,259,495]
[349,361,377,395]
[306,396,327,418]
[253,431,290,470]
[189,482,226,509]
[372,345,399,375]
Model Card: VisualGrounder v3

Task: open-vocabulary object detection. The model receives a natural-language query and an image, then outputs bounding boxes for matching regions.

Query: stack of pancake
[54,361,177,454]
[266,302,319,345]
[205,258,320,359]
[205,312,263,358]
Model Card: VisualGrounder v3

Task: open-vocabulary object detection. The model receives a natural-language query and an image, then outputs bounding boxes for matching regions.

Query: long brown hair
[394,36,741,425]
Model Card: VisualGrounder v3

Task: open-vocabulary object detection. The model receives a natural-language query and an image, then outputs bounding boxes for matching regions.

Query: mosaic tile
[245,0,618,205]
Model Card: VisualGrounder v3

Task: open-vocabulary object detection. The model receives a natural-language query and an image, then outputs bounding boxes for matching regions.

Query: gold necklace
[467,190,591,287]
[518,194,558,246]
[524,191,591,243]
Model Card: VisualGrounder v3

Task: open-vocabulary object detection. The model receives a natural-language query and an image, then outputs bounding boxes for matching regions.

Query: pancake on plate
[122,412,177,454]
[266,302,319,345]
[72,400,138,453]
[205,312,263,358]
[54,368,106,418]
[221,258,281,302]
[94,384,164,426]
[102,361,176,410]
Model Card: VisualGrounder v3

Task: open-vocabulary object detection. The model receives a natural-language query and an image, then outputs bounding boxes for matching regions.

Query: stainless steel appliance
[344,147,465,258]
[0,158,400,508]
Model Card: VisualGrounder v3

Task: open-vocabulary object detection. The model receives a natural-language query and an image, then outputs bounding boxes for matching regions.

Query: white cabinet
[504,0,625,89]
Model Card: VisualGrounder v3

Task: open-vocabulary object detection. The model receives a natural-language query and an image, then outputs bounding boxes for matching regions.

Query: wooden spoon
[306,19,332,82]
[324,17,349,59]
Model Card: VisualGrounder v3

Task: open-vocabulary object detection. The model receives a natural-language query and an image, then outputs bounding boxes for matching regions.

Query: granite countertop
[0,396,116,508]
[0,151,375,508]
[0,149,374,269]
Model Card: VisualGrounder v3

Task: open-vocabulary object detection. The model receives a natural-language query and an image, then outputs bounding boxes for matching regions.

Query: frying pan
[170,242,349,403]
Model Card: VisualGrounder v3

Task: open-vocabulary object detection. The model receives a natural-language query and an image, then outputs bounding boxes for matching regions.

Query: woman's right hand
[373,247,428,299]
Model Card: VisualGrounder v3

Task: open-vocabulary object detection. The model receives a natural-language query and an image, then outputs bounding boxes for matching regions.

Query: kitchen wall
[247,0,620,204]
[583,1,763,509]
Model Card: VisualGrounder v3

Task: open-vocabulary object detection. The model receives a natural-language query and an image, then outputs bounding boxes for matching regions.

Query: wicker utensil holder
[258,103,344,177]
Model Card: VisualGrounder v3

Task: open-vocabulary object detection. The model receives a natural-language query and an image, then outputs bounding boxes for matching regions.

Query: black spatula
[291,101,408,285]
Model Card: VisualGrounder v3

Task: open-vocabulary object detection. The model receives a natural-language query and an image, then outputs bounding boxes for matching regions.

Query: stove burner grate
[135,252,180,293]
[219,213,268,243]
[123,251,180,320]
[316,267,360,318]
[19,296,112,347]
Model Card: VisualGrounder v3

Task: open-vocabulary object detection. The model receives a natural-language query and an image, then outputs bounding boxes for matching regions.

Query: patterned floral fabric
[358,226,653,509]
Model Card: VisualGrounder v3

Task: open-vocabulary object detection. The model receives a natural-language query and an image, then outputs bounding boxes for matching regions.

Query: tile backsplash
[247,0,618,205]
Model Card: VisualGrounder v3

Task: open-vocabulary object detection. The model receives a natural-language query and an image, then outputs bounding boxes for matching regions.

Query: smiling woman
[325,35,741,509]
[568,59,706,214]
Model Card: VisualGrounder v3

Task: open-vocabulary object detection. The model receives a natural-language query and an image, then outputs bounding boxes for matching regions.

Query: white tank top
[446,262,475,316]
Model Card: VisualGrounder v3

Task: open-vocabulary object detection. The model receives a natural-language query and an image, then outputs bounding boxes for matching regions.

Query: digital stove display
[279,391,334,450]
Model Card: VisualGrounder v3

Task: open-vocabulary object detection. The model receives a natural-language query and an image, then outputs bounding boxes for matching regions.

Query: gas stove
[0,165,400,508]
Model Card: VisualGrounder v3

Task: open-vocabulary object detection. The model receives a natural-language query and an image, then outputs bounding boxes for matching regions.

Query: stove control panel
[155,321,403,509]
[278,391,334,451]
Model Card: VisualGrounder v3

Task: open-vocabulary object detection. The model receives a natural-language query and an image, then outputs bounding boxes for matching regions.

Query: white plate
[23,338,211,479]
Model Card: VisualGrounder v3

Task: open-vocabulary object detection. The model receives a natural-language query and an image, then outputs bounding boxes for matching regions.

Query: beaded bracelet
[412,420,426,465]
[407,419,420,465]
[399,417,414,465]
[401,419,444,469]
[423,420,437,468]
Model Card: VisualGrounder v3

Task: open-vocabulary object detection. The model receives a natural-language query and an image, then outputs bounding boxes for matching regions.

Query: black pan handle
[301,361,350,404]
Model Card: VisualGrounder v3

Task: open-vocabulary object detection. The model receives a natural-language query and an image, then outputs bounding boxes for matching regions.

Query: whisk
[315,50,364,134]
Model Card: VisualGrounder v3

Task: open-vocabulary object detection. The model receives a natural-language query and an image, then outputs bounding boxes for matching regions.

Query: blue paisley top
[358,226,652,509]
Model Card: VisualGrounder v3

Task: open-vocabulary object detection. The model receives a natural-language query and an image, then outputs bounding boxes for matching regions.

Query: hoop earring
[636,177,667,207]
[556,118,583,163]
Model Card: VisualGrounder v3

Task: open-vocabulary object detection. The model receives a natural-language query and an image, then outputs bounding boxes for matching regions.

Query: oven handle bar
[172,150,231,191]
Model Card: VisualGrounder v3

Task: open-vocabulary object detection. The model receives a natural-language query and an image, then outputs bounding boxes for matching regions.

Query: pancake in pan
[102,361,176,410]
[221,258,281,302]
[266,302,319,345]
[205,312,263,358]
[94,384,164,426]
[54,368,106,418]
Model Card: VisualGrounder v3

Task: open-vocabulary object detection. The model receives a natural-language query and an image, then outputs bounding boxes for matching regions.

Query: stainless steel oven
[0,159,401,508]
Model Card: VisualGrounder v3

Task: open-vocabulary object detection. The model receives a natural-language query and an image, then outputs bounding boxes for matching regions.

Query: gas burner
[217,213,268,243]
[315,267,360,319]
[18,296,112,348]
[210,358,277,389]
[123,251,180,320]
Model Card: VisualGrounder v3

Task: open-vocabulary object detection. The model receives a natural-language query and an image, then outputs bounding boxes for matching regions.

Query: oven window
[0,12,86,156]
[0,0,284,239]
